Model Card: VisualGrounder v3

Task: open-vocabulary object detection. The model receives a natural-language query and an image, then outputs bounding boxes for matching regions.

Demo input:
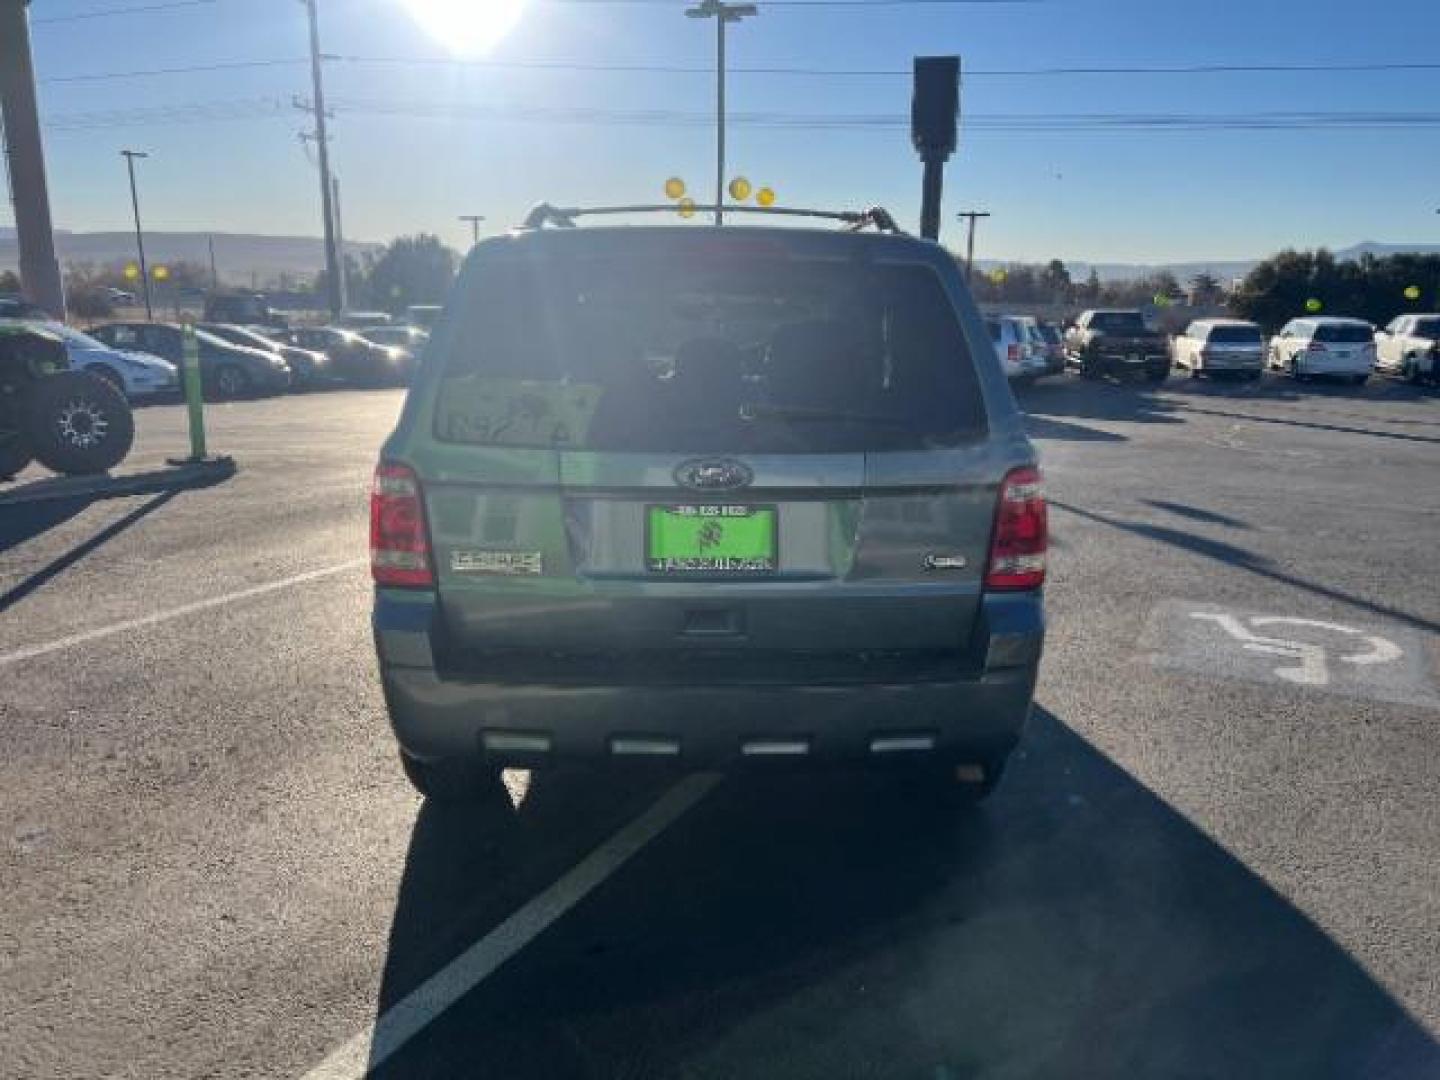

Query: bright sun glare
[402,0,528,54]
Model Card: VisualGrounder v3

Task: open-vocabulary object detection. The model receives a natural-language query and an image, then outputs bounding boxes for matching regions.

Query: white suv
[1171,319,1264,380]
[1267,317,1374,384]
[1374,314,1440,384]
[985,315,1048,382]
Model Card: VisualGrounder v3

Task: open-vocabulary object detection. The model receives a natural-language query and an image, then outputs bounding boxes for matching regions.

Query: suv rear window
[1314,323,1373,343]
[1412,317,1440,340]
[436,252,986,453]
[1089,312,1145,332]
[1205,325,1262,344]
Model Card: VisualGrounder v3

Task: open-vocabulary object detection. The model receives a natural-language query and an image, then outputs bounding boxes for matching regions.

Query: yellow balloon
[1404,285,1422,301]
[152,264,170,281]
[677,197,696,219]
[123,263,140,281]
[664,177,686,200]
[728,176,752,202]
[756,187,776,208]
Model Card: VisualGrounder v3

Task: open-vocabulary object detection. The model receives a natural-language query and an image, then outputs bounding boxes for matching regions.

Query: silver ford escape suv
[371,206,1046,802]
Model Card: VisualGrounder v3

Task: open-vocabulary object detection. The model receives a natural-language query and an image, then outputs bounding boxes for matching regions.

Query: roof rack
[520,203,904,235]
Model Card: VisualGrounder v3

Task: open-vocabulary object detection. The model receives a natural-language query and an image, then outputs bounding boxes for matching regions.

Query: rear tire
[0,395,33,479]
[24,372,135,475]
[1350,374,1369,387]
[399,751,507,805]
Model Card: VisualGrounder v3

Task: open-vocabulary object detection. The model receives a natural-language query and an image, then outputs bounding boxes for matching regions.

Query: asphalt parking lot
[2,375,1438,1079]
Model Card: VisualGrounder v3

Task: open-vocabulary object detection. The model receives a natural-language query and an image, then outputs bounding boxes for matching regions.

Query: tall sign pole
[303,0,342,317]
[686,0,756,226]
[911,56,961,242]
[0,0,65,318]
[121,150,153,320]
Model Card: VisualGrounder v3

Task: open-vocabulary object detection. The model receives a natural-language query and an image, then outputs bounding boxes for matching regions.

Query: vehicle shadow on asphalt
[1015,379,1183,425]
[369,711,1440,1079]
[0,489,179,614]
[1051,497,1440,637]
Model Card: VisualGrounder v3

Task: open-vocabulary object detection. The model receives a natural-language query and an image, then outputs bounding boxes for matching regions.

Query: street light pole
[956,210,991,283]
[121,149,153,320]
[685,0,756,226]
[459,215,485,246]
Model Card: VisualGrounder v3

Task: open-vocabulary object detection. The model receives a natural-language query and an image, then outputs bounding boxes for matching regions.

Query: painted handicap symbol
[1190,613,1403,687]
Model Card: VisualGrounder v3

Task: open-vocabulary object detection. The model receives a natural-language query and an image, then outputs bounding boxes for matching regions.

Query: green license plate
[646,505,778,573]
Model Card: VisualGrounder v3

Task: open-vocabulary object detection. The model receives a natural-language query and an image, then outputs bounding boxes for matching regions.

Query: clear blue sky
[9,0,1440,262]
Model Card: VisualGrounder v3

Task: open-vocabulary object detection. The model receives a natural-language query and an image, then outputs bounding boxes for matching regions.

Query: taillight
[986,467,1047,591]
[370,463,434,588]
[1007,343,1021,362]
[1308,341,1327,353]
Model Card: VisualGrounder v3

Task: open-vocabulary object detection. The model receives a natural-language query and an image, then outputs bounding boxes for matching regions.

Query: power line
[31,0,218,25]
[40,59,308,84]
[37,53,1440,84]
[42,97,1440,133]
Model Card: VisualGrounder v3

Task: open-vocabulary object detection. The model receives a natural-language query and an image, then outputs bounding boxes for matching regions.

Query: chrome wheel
[56,399,109,449]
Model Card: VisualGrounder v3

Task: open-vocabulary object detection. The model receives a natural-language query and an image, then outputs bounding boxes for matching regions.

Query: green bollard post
[166,320,233,474]
[181,321,207,460]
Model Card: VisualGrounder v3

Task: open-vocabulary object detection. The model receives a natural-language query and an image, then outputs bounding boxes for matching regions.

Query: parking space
[2,377,1438,1078]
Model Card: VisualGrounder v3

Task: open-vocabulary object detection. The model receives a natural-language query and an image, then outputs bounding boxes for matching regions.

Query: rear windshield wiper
[739,402,912,427]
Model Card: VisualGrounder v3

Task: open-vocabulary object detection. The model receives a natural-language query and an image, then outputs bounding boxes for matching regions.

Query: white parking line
[0,560,367,668]
[301,771,723,1080]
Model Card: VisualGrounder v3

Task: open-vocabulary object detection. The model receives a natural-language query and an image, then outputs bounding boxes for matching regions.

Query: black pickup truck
[1064,309,1169,382]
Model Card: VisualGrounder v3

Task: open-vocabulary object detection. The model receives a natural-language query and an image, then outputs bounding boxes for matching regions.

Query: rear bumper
[375,589,1043,767]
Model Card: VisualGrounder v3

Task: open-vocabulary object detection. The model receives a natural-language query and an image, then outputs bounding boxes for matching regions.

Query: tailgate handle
[681,608,744,638]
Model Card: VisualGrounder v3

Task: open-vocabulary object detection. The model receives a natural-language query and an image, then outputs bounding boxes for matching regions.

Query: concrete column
[0,0,66,319]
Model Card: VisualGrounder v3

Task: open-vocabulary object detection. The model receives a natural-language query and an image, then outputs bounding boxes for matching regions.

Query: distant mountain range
[977,242,1440,284]
[0,230,382,286]
[3,230,1438,287]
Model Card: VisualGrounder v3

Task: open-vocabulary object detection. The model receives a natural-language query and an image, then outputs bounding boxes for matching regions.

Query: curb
[0,457,237,507]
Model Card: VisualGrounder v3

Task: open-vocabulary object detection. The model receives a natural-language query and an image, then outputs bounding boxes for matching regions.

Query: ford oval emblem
[674,458,754,491]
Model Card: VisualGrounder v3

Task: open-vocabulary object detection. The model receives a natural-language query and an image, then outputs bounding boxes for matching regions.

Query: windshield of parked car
[1089,312,1145,333]
[437,251,985,453]
[1206,325,1263,344]
[1314,323,1374,343]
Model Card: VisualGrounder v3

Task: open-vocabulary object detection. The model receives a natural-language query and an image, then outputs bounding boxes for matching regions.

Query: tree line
[964,249,1440,330]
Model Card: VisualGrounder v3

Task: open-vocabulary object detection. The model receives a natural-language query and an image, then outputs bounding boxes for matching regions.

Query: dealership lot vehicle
[87,321,291,399]
[0,322,134,478]
[986,314,1049,381]
[1034,320,1066,374]
[4,319,176,400]
[199,322,332,389]
[1171,319,1265,380]
[373,218,1046,802]
[1065,309,1169,382]
[278,325,408,386]
[1374,314,1440,384]
[359,325,428,381]
[1268,317,1375,384]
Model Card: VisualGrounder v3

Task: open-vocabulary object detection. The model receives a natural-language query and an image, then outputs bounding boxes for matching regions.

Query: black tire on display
[0,437,33,480]
[0,395,33,479]
[399,751,508,806]
[23,372,135,476]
